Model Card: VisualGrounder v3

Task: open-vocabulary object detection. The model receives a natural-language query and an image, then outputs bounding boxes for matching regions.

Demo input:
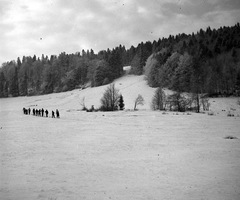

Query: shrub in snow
[224,136,238,139]
[208,111,214,116]
[227,112,234,117]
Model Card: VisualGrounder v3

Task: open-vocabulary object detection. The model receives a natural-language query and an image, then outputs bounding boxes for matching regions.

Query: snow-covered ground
[1,75,240,200]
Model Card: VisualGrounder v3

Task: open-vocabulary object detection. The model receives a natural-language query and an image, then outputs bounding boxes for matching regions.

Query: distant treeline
[0,23,240,98]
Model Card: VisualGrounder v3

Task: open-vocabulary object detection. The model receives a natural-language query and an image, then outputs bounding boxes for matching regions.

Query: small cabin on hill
[123,66,131,74]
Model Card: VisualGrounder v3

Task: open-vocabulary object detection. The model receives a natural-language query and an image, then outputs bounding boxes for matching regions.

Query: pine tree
[17,57,21,68]
[0,71,6,97]
[19,71,28,96]
[118,94,125,110]
[236,71,240,93]
[94,60,110,87]
[4,81,9,97]
[9,67,19,97]
[108,48,123,79]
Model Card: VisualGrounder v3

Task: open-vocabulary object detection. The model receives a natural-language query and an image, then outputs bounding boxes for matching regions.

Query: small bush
[227,112,234,117]
[82,106,88,111]
[208,111,214,116]
[224,136,238,139]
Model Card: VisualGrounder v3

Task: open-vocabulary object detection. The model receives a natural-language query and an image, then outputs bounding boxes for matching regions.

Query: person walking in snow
[56,109,60,118]
[28,108,31,115]
[52,110,55,118]
[41,108,44,117]
[45,109,49,117]
[33,108,35,116]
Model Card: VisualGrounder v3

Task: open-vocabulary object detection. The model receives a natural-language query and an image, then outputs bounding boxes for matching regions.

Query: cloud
[0,0,240,65]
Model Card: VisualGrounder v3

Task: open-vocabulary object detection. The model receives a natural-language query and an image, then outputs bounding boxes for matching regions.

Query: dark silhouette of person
[52,110,55,118]
[41,108,44,117]
[23,108,27,114]
[56,109,60,118]
[33,108,35,116]
[45,109,49,117]
[39,109,42,116]
[28,108,31,115]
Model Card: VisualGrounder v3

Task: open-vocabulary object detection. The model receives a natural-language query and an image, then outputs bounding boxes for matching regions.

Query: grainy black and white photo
[1,0,240,199]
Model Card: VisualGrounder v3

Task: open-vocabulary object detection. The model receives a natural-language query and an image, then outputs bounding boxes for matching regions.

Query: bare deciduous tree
[151,87,166,110]
[80,96,87,110]
[201,95,210,111]
[134,94,144,110]
[100,84,120,111]
[167,92,191,112]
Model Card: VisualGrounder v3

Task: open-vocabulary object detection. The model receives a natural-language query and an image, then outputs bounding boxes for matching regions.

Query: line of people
[23,107,60,118]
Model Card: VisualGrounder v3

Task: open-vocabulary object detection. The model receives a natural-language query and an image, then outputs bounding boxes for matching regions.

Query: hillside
[1,74,240,200]
[0,73,156,112]
[1,73,240,116]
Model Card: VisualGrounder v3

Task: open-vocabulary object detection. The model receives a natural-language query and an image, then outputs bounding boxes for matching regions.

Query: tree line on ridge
[0,23,240,98]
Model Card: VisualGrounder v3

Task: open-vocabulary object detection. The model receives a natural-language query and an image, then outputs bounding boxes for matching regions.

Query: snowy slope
[1,73,239,115]
[2,74,158,112]
[1,74,240,200]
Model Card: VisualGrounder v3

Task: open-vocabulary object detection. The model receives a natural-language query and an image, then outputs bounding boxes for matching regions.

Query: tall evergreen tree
[4,81,9,97]
[19,71,28,96]
[0,71,6,97]
[108,48,123,79]
[118,94,125,110]
[17,57,21,68]
[9,67,19,97]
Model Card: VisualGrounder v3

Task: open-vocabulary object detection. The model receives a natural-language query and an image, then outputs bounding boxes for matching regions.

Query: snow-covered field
[1,75,240,200]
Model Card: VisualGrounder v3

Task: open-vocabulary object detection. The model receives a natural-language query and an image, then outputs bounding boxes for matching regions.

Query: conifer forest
[0,23,240,98]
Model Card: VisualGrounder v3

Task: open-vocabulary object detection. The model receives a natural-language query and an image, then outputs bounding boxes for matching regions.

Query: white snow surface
[1,75,240,200]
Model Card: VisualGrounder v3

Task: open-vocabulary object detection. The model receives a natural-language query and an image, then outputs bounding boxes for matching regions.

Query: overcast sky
[0,0,240,65]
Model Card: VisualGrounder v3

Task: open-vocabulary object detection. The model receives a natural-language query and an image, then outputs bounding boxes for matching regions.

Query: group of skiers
[22,107,60,118]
